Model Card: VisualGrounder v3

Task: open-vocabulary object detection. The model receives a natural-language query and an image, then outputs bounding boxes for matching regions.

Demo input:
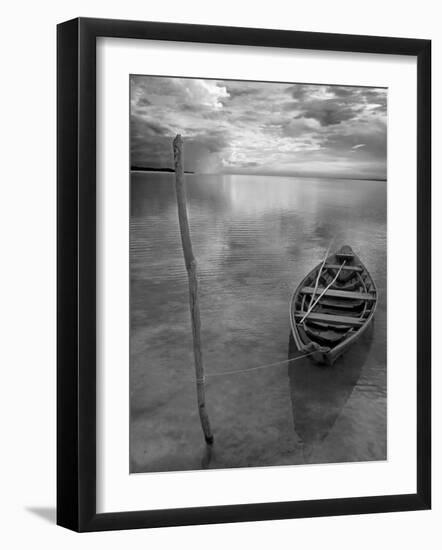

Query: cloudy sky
[130,76,387,180]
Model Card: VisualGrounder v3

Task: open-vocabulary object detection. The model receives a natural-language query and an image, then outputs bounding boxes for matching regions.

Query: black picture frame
[57,17,431,532]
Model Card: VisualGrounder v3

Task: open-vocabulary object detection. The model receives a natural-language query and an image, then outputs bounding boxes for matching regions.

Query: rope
[309,241,333,308]
[298,260,347,324]
[195,350,317,382]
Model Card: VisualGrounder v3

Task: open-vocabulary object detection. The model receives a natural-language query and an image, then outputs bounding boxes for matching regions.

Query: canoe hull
[290,246,377,366]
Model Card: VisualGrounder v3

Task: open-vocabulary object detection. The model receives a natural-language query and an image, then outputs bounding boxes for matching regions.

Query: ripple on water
[130,173,387,472]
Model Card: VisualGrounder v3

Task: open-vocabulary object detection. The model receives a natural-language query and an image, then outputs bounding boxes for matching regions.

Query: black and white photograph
[0,0,435,542]
[129,75,387,474]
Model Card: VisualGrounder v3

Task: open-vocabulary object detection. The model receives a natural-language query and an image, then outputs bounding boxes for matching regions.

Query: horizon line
[130,167,386,183]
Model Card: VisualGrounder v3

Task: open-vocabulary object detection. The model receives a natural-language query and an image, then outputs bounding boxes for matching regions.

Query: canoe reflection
[287,323,374,460]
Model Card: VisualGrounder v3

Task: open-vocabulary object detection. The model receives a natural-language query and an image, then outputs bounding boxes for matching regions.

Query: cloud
[130,76,387,179]
[132,117,171,137]
[227,86,260,98]
[132,76,229,113]
[285,84,386,126]
[295,99,364,126]
[328,86,356,98]
[286,84,332,101]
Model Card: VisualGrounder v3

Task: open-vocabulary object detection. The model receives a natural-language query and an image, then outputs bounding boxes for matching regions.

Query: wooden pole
[172,134,214,445]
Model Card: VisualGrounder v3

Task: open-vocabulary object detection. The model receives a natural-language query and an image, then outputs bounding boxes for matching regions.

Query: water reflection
[130,172,386,472]
[287,324,374,461]
[201,442,214,469]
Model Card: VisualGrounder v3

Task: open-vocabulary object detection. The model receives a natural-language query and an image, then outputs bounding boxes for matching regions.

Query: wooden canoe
[289,245,377,366]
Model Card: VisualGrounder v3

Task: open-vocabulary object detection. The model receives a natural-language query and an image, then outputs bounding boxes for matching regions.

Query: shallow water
[130,172,387,473]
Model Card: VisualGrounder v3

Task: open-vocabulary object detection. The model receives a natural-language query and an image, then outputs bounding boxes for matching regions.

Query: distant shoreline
[131,166,195,174]
[131,167,386,182]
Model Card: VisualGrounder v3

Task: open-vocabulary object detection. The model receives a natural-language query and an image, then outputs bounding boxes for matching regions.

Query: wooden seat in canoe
[304,326,347,345]
[320,297,364,309]
[305,319,352,331]
[336,245,356,260]
[301,286,376,301]
[324,264,363,272]
[294,312,364,327]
